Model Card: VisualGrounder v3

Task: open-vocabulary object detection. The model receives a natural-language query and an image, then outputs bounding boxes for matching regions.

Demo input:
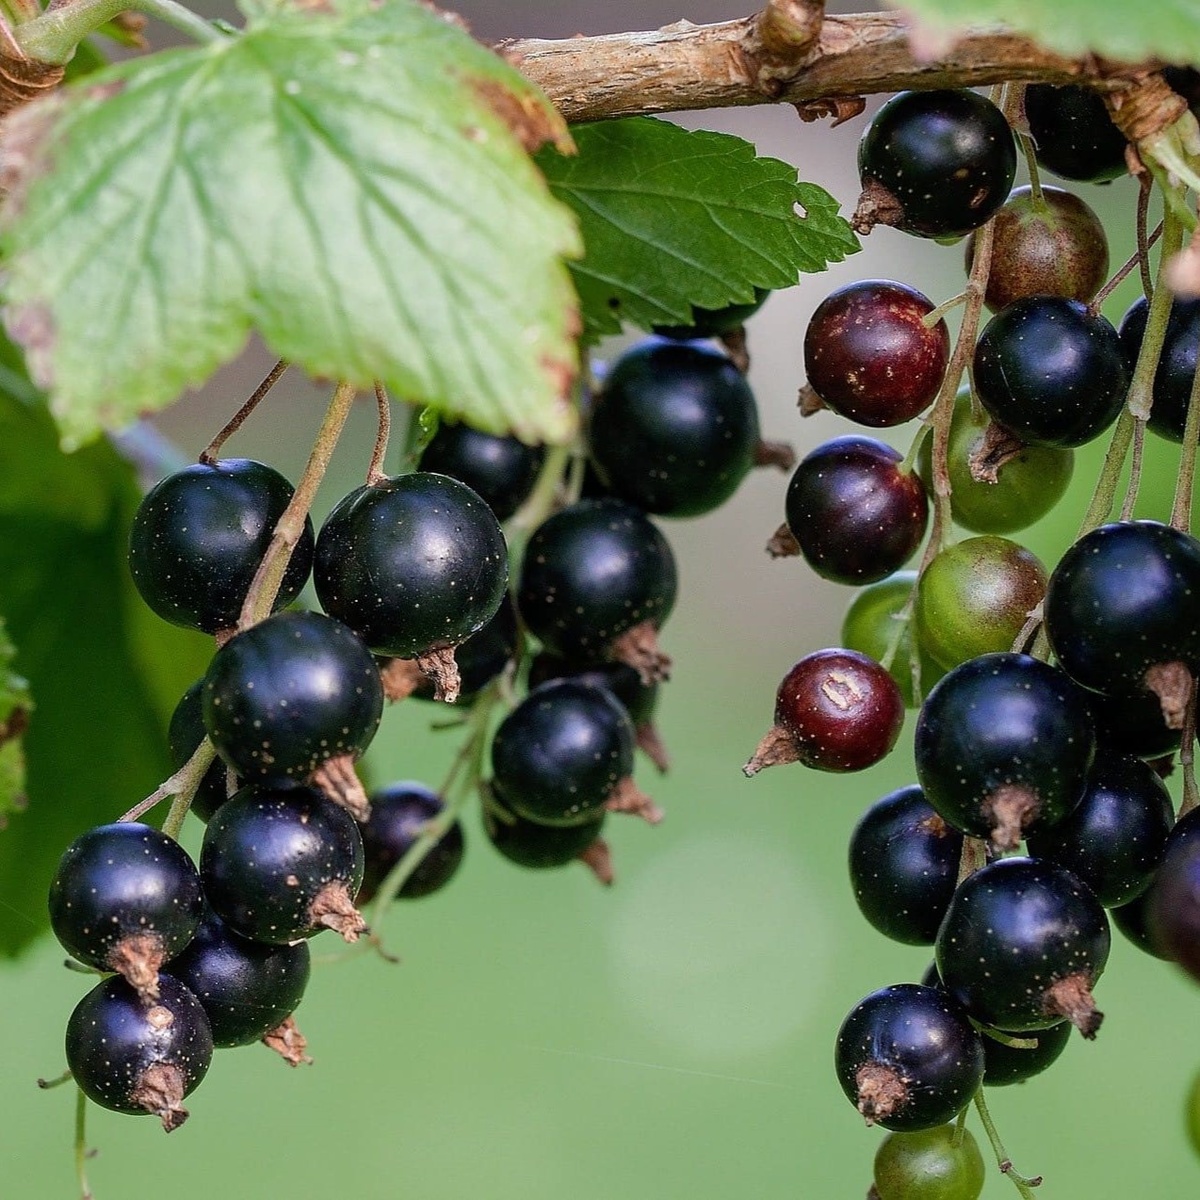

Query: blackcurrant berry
[128,458,314,634]
[785,436,928,586]
[517,498,677,680]
[168,680,235,823]
[66,974,213,1130]
[417,421,545,521]
[914,536,1047,671]
[914,653,1095,851]
[651,289,769,339]
[527,652,667,772]
[803,280,950,426]
[745,648,904,775]
[848,784,963,945]
[1023,84,1128,183]
[356,781,464,903]
[166,910,310,1047]
[980,1020,1072,1087]
[484,790,608,874]
[973,297,1128,448]
[1110,888,1171,960]
[856,89,1016,239]
[968,184,1109,311]
[840,572,944,709]
[873,1124,985,1200]
[589,339,760,517]
[935,857,1110,1036]
[49,822,203,1000]
[1147,838,1200,984]
[200,785,366,944]
[314,472,508,661]
[490,680,648,826]
[1044,520,1200,707]
[916,388,1074,535]
[1118,293,1200,443]
[835,983,984,1131]
[202,610,383,788]
[1025,752,1173,907]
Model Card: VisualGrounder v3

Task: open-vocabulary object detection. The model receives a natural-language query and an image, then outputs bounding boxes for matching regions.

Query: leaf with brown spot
[0,0,582,448]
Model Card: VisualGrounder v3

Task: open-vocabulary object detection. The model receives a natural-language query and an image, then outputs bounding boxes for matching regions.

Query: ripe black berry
[935,857,1111,1036]
[517,498,677,679]
[803,280,950,426]
[356,781,464,903]
[166,910,310,1047]
[49,822,203,1000]
[128,458,314,633]
[973,297,1128,448]
[1025,752,1173,907]
[202,610,383,787]
[969,184,1109,311]
[1023,84,1128,183]
[1044,520,1200,705]
[914,653,1095,851]
[168,681,234,823]
[490,680,649,826]
[200,785,366,944]
[484,791,608,875]
[785,436,928,585]
[1118,294,1200,443]
[856,89,1016,239]
[417,421,545,521]
[835,983,984,1131]
[848,785,963,945]
[745,648,904,775]
[1147,838,1200,984]
[528,651,667,772]
[66,974,213,1130]
[589,339,760,517]
[980,1020,1072,1088]
[314,472,508,660]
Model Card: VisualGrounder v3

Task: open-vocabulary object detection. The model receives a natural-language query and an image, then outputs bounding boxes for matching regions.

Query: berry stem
[199,359,289,465]
[1170,336,1200,531]
[237,381,358,630]
[972,1088,1041,1198]
[1137,176,1156,301]
[956,836,987,885]
[1090,220,1163,314]
[75,1087,93,1200]
[37,1069,72,1089]
[922,291,967,328]
[118,736,216,827]
[1119,418,1146,521]
[952,1103,968,1147]
[503,441,572,567]
[367,381,392,486]
[366,680,503,950]
[17,0,226,61]
[1078,206,1185,536]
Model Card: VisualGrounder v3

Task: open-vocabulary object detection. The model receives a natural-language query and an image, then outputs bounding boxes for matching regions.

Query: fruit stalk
[1170,327,1200,530]
[367,382,392,486]
[238,381,358,630]
[199,360,289,465]
[119,736,216,829]
[75,1087,93,1200]
[971,1088,1040,1199]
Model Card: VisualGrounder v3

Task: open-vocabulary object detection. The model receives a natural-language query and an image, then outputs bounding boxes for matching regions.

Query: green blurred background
[5,1,1200,1196]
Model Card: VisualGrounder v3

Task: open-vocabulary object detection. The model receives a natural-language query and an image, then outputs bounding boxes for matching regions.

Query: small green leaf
[0,618,32,827]
[0,392,211,956]
[890,0,1200,66]
[538,117,858,342]
[1,0,582,449]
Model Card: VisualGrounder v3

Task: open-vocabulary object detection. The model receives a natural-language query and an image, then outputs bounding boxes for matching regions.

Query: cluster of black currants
[742,81,1200,1196]
[47,255,791,1129]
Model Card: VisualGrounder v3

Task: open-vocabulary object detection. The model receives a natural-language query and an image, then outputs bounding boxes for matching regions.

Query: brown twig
[199,359,288,464]
[502,10,1122,126]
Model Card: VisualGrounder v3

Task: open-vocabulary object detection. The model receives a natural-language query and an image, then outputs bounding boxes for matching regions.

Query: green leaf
[0,393,211,956]
[0,0,582,449]
[538,117,858,342]
[0,618,32,828]
[889,0,1200,66]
